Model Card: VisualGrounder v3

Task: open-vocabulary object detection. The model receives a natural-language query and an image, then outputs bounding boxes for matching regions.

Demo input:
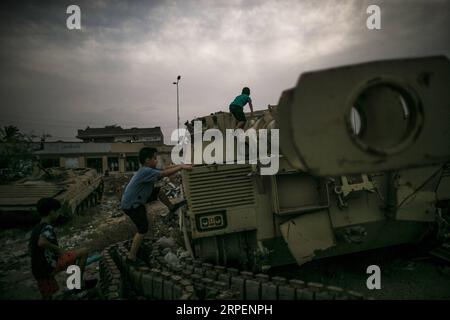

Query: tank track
[99,238,368,300]
[98,244,123,300]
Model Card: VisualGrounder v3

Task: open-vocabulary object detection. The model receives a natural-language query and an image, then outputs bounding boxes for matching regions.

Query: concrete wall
[35,142,111,154]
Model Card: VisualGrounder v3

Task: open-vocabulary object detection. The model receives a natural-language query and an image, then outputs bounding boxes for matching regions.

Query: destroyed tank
[0,167,104,227]
[179,55,450,271]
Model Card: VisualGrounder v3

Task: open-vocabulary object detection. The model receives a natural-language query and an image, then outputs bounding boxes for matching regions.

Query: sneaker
[170,199,187,213]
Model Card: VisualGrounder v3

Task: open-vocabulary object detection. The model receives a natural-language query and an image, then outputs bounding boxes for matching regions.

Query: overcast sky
[0,0,449,143]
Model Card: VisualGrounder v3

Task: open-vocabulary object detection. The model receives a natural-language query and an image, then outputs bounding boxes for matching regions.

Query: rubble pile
[151,203,185,248]
[161,176,182,199]
[0,229,40,299]
[102,174,132,197]
[0,231,30,270]
[98,198,123,218]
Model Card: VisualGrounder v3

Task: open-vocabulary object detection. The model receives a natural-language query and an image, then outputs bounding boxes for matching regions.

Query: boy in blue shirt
[121,147,191,264]
[229,87,254,129]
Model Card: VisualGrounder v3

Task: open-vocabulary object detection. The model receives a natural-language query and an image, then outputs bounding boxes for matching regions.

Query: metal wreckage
[98,55,450,300]
[0,167,104,227]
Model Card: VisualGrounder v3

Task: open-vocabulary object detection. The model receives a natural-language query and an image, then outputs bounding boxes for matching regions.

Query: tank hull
[0,167,103,227]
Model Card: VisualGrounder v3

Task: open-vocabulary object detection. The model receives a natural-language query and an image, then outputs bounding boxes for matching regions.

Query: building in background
[76,125,164,144]
[34,142,173,174]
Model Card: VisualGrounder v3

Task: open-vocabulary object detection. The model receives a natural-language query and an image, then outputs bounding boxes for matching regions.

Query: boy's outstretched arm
[249,101,254,116]
[38,236,63,255]
[163,164,179,170]
[160,164,192,177]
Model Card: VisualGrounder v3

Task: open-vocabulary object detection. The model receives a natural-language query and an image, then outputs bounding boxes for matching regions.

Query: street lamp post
[173,75,181,141]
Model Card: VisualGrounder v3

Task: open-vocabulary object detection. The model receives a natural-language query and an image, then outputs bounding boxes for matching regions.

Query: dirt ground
[0,180,449,300]
[271,245,450,300]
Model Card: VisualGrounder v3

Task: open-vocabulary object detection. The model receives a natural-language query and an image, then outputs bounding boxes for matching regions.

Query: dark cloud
[0,0,448,142]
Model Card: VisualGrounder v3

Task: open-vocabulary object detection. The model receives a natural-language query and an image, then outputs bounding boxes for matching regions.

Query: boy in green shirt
[229,87,254,129]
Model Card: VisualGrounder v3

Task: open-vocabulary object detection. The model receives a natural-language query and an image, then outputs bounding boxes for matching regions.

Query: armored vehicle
[180,56,450,270]
[0,167,104,226]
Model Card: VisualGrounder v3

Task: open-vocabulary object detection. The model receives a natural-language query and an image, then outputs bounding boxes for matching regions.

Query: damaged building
[33,125,171,174]
[34,142,173,174]
[76,125,164,143]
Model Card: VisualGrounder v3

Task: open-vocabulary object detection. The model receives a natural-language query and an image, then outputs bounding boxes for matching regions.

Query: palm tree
[0,126,34,181]
[0,125,22,142]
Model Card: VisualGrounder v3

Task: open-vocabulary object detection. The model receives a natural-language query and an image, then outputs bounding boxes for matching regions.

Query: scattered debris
[430,243,450,263]
[177,248,191,259]
[164,251,180,268]
[111,211,123,218]
[156,236,176,249]
[102,174,133,197]
[163,180,181,199]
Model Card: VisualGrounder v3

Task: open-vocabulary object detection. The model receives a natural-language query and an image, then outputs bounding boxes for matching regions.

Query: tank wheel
[98,182,104,200]
[193,230,258,271]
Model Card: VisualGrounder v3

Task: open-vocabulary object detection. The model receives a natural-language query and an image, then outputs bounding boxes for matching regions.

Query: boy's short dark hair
[139,147,157,164]
[36,198,61,217]
[242,87,250,95]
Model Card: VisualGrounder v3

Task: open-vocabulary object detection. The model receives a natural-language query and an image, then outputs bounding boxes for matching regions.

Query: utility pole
[173,75,181,141]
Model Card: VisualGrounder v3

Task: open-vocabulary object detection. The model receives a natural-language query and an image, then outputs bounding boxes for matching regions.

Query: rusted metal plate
[279,210,335,265]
